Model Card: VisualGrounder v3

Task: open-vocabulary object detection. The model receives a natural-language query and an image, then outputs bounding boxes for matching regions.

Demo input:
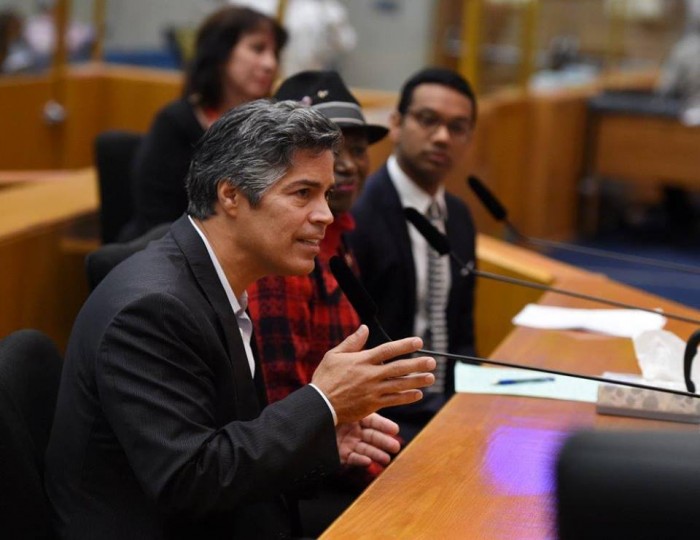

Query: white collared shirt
[188,216,256,376]
[387,155,452,339]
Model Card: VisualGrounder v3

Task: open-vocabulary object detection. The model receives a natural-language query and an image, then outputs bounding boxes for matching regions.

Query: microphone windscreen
[404,207,451,255]
[329,256,378,322]
[468,175,507,222]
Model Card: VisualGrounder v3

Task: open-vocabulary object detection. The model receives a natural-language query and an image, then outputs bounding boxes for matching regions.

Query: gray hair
[186,99,342,219]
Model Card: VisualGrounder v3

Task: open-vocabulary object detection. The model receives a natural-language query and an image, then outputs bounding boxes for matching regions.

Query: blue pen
[494,376,555,386]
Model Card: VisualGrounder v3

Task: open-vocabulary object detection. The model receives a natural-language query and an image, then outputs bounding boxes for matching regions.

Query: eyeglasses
[405,109,473,139]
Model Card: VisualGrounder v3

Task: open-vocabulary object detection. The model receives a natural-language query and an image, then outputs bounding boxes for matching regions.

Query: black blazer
[45,216,339,539]
[349,165,477,394]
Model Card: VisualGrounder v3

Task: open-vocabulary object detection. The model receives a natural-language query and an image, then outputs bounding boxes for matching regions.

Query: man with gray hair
[45,100,435,540]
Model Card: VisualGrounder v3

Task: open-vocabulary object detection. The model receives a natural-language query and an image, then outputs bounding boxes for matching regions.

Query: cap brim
[312,101,389,145]
[335,121,389,145]
[365,124,390,145]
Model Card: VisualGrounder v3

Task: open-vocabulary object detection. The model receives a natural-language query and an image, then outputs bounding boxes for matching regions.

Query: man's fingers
[380,372,435,395]
[360,412,399,436]
[344,452,372,467]
[378,389,424,409]
[352,440,393,466]
[361,427,401,456]
[382,356,436,379]
[331,325,369,354]
[366,336,424,365]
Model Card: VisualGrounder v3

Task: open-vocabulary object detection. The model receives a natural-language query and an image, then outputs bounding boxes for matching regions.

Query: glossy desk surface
[321,248,700,540]
[0,168,97,239]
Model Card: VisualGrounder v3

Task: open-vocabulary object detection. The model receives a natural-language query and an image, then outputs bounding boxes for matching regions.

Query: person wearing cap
[246,71,389,535]
[348,67,478,444]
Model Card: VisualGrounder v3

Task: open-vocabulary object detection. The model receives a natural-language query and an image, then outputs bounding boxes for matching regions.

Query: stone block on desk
[596,383,700,424]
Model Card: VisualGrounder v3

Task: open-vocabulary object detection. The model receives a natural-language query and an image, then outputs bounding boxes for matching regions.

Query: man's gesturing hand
[312,325,435,425]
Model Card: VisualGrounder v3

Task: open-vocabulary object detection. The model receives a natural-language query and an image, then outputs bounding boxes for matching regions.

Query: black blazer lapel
[376,169,417,312]
[170,215,261,420]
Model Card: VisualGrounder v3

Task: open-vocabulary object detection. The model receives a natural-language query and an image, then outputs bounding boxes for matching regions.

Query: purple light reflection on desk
[484,426,569,496]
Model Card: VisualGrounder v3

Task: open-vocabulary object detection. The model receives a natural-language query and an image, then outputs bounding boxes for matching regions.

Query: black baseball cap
[274,70,389,144]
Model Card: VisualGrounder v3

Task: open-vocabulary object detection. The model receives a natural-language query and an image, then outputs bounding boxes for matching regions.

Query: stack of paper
[512,304,666,338]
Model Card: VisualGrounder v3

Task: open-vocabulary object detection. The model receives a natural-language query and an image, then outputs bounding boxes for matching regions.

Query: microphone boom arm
[329,254,700,399]
[415,346,700,399]
[454,254,699,326]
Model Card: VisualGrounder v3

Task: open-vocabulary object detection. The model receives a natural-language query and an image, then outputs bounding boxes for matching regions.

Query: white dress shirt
[387,155,452,340]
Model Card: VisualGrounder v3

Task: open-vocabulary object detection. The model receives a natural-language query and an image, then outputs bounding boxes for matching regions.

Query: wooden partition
[448,88,533,238]
[475,234,549,356]
[523,86,590,238]
[0,62,660,240]
[0,64,181,170]
[593,114,700,189]
[0,74,58,169]
[0,170,97,351]
[0,64,666,348]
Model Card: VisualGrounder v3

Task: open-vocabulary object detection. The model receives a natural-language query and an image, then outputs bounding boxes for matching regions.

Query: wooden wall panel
[0,63,665,241]
[525,89,590,239]
[101,66,181,132]
[472,90,531,236]
[594,115,700,188]
[0,75,57,169]
[0,226,88,352]
[60,73,107,168]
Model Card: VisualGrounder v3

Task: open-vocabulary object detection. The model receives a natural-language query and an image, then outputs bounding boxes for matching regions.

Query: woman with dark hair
[121,6,287,241]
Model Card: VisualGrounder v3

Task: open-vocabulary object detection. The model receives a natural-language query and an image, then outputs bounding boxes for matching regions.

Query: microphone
[467,175,700,276]
[403,207,700,326]
[328,254,700,403]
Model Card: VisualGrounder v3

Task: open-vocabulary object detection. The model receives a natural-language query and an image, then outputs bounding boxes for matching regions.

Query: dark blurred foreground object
[0,329,62,539]
[556,429,700,539]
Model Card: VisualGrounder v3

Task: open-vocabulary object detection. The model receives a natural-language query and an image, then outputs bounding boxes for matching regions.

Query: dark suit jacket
[349,164,477,398]
[45,216,339,539]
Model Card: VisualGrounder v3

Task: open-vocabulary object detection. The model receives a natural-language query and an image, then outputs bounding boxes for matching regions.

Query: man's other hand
[336,413,401,467]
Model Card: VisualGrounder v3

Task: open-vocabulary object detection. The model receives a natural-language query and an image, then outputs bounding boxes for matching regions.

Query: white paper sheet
[512,304,666,338]
[455,363,599,403]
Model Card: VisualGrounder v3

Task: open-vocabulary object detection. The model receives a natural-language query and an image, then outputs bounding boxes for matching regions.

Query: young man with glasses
[349,67,478,443]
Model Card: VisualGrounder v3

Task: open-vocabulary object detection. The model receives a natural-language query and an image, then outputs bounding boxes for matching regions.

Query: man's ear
[217,181,240,217]
[389,110,403,144]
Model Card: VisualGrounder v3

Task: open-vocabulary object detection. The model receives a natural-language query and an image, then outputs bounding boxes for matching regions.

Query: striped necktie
[425,200,449,394]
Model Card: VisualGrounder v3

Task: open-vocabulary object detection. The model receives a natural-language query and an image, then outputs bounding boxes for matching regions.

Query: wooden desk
[321,239,700,539]
[581,109,700,234]
[591,113,700,190]
[0,169,98,351]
